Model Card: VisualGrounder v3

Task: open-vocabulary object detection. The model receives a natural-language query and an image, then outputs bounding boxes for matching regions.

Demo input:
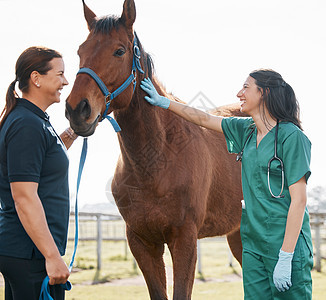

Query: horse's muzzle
[65,99,99,137]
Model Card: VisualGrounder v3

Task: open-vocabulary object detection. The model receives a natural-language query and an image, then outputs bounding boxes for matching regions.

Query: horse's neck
[115,86,169,172]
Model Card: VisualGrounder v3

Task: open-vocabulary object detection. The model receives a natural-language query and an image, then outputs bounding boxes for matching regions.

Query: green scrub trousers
[242,237,313,300]
[222,117,313,300]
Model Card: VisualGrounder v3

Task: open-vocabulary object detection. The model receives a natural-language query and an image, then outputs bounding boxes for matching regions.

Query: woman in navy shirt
[0,47,78,299]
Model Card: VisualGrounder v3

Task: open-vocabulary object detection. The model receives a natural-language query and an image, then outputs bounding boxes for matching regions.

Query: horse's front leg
[126,226,168,300]
[168,218,198,300]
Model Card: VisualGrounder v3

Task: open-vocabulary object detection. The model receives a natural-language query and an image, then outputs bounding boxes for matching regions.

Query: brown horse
[66,0,243,299]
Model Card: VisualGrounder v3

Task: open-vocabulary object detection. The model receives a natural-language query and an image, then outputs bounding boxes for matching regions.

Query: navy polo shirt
[0,98,69,259]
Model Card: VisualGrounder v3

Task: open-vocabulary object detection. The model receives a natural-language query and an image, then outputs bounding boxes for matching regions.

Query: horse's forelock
[93,15,121,34]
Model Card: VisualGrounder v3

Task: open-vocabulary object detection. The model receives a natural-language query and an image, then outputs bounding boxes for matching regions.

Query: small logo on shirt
[46,126,67,152]
[47,126,56,137]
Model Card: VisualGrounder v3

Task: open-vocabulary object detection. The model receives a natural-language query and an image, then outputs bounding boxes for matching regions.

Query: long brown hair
[0,46,62,129]
[249,69,302,130]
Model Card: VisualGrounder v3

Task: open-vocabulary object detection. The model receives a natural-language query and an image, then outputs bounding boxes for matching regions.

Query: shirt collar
[17,98,49,121]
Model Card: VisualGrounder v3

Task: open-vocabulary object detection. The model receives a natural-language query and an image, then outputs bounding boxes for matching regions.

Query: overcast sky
[0,0,325,206]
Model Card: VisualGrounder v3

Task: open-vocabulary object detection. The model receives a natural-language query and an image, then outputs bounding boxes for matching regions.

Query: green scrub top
[222,117,313,260]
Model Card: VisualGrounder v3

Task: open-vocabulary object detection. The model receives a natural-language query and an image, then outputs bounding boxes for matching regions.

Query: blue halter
[77,34,145,132]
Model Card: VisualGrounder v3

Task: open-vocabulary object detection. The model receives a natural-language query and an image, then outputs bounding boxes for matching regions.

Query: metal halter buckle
[133,45,141,59]
[105,94,112,104]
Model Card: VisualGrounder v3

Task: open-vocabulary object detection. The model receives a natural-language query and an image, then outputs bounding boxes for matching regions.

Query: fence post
[124,240,128,260]
[133,258,137,272]
[197,240,202,276]
[96,215,102,270]
[314,215,321,272]
[228,247,234,267]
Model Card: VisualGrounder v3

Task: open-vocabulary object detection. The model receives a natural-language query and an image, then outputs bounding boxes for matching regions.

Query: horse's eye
[114,48,126,57]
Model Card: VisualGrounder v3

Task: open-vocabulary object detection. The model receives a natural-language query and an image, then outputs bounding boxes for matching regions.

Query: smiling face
[237,76,262,116]
[39,57,68,105]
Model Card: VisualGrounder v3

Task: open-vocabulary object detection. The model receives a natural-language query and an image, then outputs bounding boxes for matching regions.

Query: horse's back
[209,102,248,117]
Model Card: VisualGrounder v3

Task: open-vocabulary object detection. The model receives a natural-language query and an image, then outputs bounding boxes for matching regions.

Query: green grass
[65,237,245,299]
[0,238,325,299]
[62,281,244,300]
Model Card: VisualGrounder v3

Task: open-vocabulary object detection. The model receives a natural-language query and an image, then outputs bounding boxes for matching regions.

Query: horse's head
[66,0,147,136]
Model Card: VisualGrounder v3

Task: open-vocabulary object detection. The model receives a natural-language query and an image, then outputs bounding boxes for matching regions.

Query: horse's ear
[82,0,97,31]
[120,0,136,30]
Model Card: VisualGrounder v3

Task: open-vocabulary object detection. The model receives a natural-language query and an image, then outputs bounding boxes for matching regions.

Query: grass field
[63,237,244,299]
[0,236,325,299]
[64,238,326,300]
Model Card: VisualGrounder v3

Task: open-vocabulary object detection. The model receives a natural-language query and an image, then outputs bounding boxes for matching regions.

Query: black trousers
[0,255,65,300]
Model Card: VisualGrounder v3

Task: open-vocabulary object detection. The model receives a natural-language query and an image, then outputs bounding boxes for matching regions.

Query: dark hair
[0,46,62,129]
[249,69,302,130]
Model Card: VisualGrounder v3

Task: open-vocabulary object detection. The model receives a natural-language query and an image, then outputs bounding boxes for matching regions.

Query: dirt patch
[0,267,242,288]
[99,274,241,287]
[73,266,242,287]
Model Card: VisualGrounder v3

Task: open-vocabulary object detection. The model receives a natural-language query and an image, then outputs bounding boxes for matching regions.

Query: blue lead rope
[39,277,72,300]
[68,138,87,272]
[68,138,88,272]
[103,115,121,132]
[39,138,88,300]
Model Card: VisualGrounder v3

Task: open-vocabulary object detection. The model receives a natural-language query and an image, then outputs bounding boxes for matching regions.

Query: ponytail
[0,79,19,129]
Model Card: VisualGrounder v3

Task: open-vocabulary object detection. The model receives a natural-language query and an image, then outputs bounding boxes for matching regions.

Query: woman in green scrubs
[140,69,313,300]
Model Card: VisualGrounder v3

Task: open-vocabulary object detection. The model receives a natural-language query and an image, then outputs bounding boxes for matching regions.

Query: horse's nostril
[65,108,70,120]
[65,101,73,121]
[79,99,91,119]
[65,98,92,124]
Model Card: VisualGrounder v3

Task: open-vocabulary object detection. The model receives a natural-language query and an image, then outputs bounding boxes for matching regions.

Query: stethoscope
[236,120,284,198]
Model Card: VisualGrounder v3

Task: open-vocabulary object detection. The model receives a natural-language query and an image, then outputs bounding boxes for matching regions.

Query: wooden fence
[68,212,126,270]
[309,211,326,272]
[69,211,326,272]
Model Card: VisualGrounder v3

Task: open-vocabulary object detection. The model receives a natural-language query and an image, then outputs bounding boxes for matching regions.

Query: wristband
[65,127,78,140]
